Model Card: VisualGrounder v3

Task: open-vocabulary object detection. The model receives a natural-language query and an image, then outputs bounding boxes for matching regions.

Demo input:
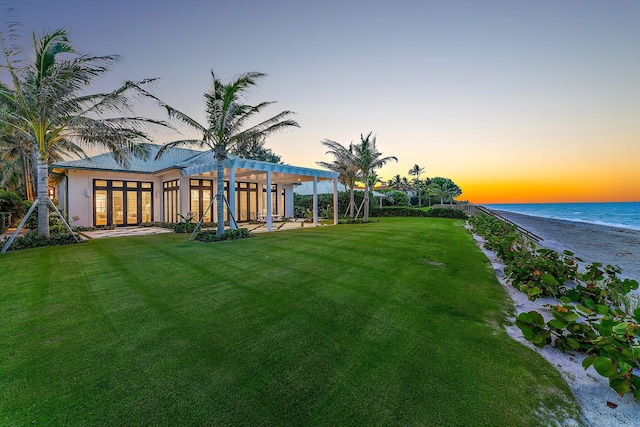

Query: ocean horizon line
[484,201,640,232]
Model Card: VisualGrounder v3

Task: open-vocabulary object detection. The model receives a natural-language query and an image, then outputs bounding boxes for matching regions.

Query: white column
[333,178,338,225]
[266,170,272,231]
[229,166,237,229]
[179,175,190,219]
[284,185,294,218]
[312,176,318,227]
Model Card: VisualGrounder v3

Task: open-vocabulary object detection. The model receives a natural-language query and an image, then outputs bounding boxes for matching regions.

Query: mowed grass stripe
[0,218,581,426]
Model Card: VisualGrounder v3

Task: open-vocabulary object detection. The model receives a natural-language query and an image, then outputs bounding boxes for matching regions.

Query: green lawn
[0,218,581,426]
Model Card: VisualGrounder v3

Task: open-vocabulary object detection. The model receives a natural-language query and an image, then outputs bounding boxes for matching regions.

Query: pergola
[182,155,340,231]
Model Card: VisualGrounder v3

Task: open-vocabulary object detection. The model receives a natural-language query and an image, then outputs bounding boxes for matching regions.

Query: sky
[3,0,640,204]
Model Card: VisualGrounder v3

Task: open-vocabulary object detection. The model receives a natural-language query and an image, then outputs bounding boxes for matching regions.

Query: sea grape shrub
[582,306,640,398]
[569,263,640,309]
[505,249,579,300]
[469,214,640,399]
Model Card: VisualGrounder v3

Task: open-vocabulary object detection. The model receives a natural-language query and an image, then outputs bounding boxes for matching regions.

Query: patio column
[266,170,272,231]
[333,178,338,225]
[179,175,190,219]
[312,176,318,227]
[229,166,237,229]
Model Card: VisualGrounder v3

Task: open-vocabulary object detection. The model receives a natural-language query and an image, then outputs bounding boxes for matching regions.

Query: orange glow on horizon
[460,177,640,205]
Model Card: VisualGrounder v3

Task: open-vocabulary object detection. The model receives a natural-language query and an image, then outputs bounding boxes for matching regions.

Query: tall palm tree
[350,132,397,221]
[151,71,299,237]
[317,139,359,218]
[427,181,446,205]
[231,134,282,163]
[0,28,166,237]
[408,164,425,207]
[427,178,462,205]
[388,174,404,191]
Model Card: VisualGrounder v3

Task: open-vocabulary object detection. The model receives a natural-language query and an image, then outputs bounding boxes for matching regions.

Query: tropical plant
[427,177,461,205]
[0,27,166,237]
[231,134,282,163]
[0,124,34,200]
[350,132,397,221]
[388,174,407,191]
[150,71,299,237]
[408,164,425,207]
[317,139,360,218]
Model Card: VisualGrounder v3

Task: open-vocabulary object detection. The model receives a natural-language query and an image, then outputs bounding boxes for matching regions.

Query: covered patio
[51,145,340,230]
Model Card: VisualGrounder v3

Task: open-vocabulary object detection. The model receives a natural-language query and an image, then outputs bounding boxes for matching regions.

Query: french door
[94,180,153,226]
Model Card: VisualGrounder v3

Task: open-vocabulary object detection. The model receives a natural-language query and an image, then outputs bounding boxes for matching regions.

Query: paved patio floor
[2,220,317,240]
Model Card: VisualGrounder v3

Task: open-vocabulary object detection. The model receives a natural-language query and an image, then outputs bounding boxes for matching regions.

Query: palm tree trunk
[30,150,40,200]
[36,150,50,238]
[216,157,225,237]
[349,186,355,218]
[363,173,370,222]
[19,148,33,201]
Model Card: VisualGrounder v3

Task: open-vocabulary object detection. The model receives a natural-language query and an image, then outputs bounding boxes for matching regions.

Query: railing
[429,204,543,243]
[430,204,478,215]
[474,205,543,243]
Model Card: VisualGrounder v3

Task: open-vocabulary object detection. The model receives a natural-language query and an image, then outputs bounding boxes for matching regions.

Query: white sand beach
[494,210,640,282]
[473,212,640,426]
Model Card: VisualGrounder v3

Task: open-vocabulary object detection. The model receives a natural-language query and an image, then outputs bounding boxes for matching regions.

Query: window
[262,184,278,214]
[189,179,213,222]
[93,179,153,226]
[163,180,180,222]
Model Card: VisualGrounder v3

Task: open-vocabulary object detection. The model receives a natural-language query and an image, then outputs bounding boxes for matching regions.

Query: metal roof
[51,144,207,174]
[51,144,338,180]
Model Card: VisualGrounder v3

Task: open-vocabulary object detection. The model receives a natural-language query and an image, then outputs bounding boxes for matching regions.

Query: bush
[337,218,379,224]
[1,232,82,252]
[425,208,468,219]
[369,207,429,217]
[195,228,254,242]
[382,190,409,207]
[0,190,26,227]
[469,213,640,399]
[0,212,8,234]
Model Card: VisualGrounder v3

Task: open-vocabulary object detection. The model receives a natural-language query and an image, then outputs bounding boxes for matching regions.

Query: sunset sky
[5,0,640,203]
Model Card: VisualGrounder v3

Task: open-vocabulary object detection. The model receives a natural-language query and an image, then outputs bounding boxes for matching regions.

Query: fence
[430,204,542,242]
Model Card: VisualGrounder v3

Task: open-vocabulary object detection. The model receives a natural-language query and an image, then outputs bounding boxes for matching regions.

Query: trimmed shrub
[1,232,82,252]
[425,208,468,219]
[369,207,429,217]
[195,228,254,242]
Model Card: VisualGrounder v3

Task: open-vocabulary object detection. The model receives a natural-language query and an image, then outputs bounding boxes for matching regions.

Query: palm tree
[0,28,166,237]
[151,71,299,237]
[427,178,462,205]
[408,164,425,207]
[427,181,446,205]
[317,139,359,218]
[388,174,404,191]
[350,132,397,221]
[231,134,282,163]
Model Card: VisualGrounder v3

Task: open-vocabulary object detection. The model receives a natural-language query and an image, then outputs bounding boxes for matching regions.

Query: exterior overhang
[181,156,338,183]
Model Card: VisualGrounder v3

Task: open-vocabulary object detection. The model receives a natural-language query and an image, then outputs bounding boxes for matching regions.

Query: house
[51,144,339,231]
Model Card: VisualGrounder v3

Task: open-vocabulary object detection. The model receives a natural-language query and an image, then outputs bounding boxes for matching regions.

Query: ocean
[483,202,640,231]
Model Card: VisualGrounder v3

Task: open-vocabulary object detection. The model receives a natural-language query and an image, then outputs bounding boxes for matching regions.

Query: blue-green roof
[51,144,212,174]
[52,143,339,181]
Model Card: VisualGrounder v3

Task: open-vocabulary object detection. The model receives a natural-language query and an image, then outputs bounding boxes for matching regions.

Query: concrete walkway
[2,220,317,240]
[81,227,173,239]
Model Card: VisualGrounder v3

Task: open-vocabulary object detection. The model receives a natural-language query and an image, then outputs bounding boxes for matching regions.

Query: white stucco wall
[63,169,178,227]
